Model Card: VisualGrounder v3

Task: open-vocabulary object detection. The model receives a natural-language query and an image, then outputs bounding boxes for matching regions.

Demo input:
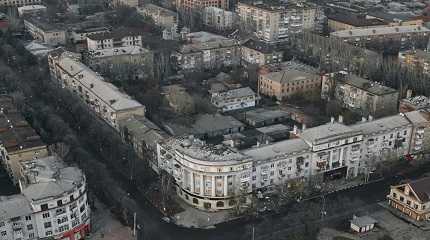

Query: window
[252,176,256,181]
[400,196,404,202]
[29,233,35,238]
[70,195,75,202]
[407,200,411,206]
[0,231,6,236]
[192,198,199,204]
[393,192,397,198]
[27,224,33,230]
[80,205,86,213]
[44,222,52,229]
[41,204,48,211]
[0,222,4,227]
[57,200,63,206]
[216,201,224,208]
[42,212,50,219]
[25,216,31,221]
[45,231,52,236]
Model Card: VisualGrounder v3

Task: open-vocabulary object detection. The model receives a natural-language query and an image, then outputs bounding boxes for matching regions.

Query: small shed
[350,215,377,233]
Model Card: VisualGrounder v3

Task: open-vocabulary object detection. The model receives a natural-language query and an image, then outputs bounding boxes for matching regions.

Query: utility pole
[133,212,137,237]
[251,225,255,240]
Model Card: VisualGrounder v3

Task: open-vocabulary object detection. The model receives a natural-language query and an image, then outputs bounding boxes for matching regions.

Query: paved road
[130,161,430,240]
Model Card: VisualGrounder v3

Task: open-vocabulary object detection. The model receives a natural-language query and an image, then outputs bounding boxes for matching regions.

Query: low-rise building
[69,26,110,44]
[24,17,67,46]
[387,177,430,221]
[350,215,377,233]
[192,114,245,138]
[210,87,257,112]
[203,7,235,30]
[86,28,143,51]
[321,72,399,118]
[17,5,47,17]
[112,0,138,8]
[175,31,240,71]
[258,67,321,101]
[48,50,146,129]
[241,39,284,66]
[0,95,49,184]
[138,4,178,29]
[243,108,290,127]
[0,0,41,7]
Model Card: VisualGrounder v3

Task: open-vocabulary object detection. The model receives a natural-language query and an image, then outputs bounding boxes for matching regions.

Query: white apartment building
[17,5,46,17]
[157,110,430,211]
[69,26,110,44]
[203,7,235,30]
[86,30,143,52]
[210,87,257,112]
[48,50,146,130]
[237,1,320,42]
[0,156,90,240]
[112,0,138,8]
[0,0,41,7]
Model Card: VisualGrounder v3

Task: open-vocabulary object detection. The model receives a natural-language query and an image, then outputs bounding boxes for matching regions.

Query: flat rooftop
[244,108,290,123]
[21,156,84,201]
[192,114,244,135]
[262,68,319,84]
[139,4,177,17]
[331,25,430,38]
[351,114,411,136]
[300,122,362,145]
[0,195,32,221]
[243,138,309,163]
[328,12,387,27]
[164,136,250,164]
[211,87,255,101]
[87,28,143,41]
[87,45,150,58]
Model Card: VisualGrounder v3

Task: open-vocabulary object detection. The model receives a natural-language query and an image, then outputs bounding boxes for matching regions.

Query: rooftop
[243,138,309,162]
[400,96,430,110]
[256,124,290,135]
[300,122,361,145]
[367,10,417,22]
[57,55,144,111]
[406,177,430,202]
[331,25,430,38]
[0,95,46,152]
[328,12,387,27]
[179,32,238,53]
[192,114,245,135]
[87,28,143,41]
[244,108,290,123]
[24,15,66,32]
[351,215,377,228]
[262,68,319,84]
[351,114,411,135]
[342,74,398,96]
[21,156,84,201]
[242,39,283,54]
[165,136,250,164]
[211,87,256,102]
[24,41,54,57]
[87,45,150,58]
[18,5,47,12]
[238,0,316,12]
[0,195,32,221]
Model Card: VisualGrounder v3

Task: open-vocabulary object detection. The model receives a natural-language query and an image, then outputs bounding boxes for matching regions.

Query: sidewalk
[171,195,234,229]
[378,202,430,231]
[88,199,135,240]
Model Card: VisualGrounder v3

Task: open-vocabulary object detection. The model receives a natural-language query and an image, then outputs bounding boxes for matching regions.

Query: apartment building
[119,115,169,172]
[331,25,430,49]
[175,31,240,70]
[24,17,67,46]
[176,0,228,14]
[387,177,430,221]
[69,26,110,44]
[237,1,321,42]
[86,29,143,52]
[157,110,430,211]
[48,50,146,130]
[210,87,257,112]
[321,72,399,118]
[0,95,49,184]
[241,39,284,66]
[399,49,430,75]
[0,0,41,7]
[138,4,178,29]
[203,7,235,30]
[0,155,89,240]
[258,67,321,101]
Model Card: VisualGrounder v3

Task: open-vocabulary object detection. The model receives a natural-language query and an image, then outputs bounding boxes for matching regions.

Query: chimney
[362,117,367,122]
[302,123,306,131]
[338,115,343,123]
[330,117,335,123]
[406,89,413,99]
[368,115,373,121]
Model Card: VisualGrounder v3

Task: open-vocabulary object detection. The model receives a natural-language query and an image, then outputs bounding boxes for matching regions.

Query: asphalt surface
[128,161,430,240]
